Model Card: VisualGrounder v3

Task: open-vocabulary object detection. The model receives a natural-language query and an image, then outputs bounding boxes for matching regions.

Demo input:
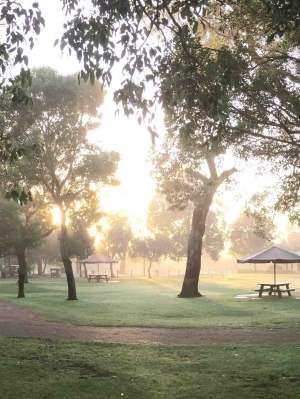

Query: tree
[230,193,276,258]
[203,210,225,261]
[5,68,120,300]
[0,1,44,101]
[0,196,52,298]
[279,223,300,267]
[147,194,225,262]
[29,231,61,276]
[147,194,190,260]
[230,213,274,260]
[60,1,300,223]
[129,238,149,276]
[145,235,170,278]
[58,2,298,129]
[0,2,45,202]
[60,1,204,118]
[130,235,170,278]
[68,192,103,277]
[155,36,237,298]
[156,139,234,297]
[100,214,133,275]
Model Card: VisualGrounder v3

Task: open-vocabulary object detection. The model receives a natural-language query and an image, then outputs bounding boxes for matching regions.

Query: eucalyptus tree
[6,68,120,300]
[0,1,44,100]
[0,2,44,203]
[156,135,235,297]
[130,235,170,278]
[30,232,61,276]
[147,194,225,262]
[155,36,236,297]
[0,196,52,298]
[129,238,149,276]
[68,193,103,277]
[230,212,273,260]
[99,214,133,275]
[59,1,299,138]
[204,210,225,261]
[230,193,276,272]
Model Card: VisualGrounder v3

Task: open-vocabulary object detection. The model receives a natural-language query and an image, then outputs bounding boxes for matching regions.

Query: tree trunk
[17,250,27,298]
[79,260,83,278]
[42,258,47,274]
[109,263,115,278]
[143,259,146,277]
[25,270,29,283]
[60,214,77,300]
[83,263,88,279]
[178,200,211,298]
[148,260,152,279]
[37,258,43,276]
[119,254,126,274]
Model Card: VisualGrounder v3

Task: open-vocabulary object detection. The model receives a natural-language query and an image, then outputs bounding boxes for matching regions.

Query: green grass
[1,275,300,328]
[1,338,300,399]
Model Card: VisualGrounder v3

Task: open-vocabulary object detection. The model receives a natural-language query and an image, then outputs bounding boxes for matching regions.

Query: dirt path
[1,301,300,345]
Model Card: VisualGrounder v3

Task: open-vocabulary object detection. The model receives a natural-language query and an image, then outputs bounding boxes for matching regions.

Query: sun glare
[51,206,62,226]
[88,93,157,235]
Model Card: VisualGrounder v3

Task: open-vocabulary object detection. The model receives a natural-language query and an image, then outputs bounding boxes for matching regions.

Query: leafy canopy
[4,68,120,215]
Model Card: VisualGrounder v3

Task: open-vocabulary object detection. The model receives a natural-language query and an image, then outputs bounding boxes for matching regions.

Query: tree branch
[217,167,236,185]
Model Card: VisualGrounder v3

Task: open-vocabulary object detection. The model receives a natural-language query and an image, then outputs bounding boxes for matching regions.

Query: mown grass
[1,274,300,328]
[1,338,300,399]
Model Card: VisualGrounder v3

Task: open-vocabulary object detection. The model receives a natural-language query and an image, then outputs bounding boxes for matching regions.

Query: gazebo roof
[237,245,300,264]
[81,255,118,264]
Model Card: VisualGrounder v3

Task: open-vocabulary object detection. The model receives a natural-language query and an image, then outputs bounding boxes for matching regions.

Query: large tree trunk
[178,200,211,298]
[60,216,77,300]
[178,158,235,298]
[17,250,27,298]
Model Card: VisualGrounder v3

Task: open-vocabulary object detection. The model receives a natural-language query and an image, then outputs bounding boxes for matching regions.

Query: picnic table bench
[255,283,295,298]
[88,274,109,283]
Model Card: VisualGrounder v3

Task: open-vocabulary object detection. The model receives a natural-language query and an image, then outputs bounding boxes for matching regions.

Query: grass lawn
[1,337,300,399]
[1,274,300,328]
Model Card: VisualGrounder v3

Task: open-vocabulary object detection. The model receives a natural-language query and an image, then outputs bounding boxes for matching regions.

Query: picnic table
[50,268,60,278]
[255,283,295,298]
[88,274,109,283]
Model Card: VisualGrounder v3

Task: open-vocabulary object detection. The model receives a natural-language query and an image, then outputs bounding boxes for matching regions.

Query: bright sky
[26,0,281,235]
[27,0,158,233]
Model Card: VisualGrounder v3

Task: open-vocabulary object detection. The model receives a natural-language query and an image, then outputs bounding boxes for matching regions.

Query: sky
[27,0,157,233]
[25,0,282,235]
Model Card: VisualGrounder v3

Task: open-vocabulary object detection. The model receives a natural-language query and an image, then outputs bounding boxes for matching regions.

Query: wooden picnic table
[50,268,60,278]
[255,282,295,298]
[88,274,109,283]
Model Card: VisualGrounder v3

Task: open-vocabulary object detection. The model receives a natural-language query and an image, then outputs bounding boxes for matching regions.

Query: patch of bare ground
[1,302,300,345]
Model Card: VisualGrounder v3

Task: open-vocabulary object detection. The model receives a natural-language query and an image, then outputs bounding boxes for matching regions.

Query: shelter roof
[237,245,300,264]
[81,255,118,264]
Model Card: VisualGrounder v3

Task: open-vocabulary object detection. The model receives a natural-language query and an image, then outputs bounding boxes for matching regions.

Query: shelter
[237,245,300,284]
[80,255,118,277]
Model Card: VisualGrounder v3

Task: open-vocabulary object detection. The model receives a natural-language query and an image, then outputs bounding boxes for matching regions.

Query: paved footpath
[1,301,300,345]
